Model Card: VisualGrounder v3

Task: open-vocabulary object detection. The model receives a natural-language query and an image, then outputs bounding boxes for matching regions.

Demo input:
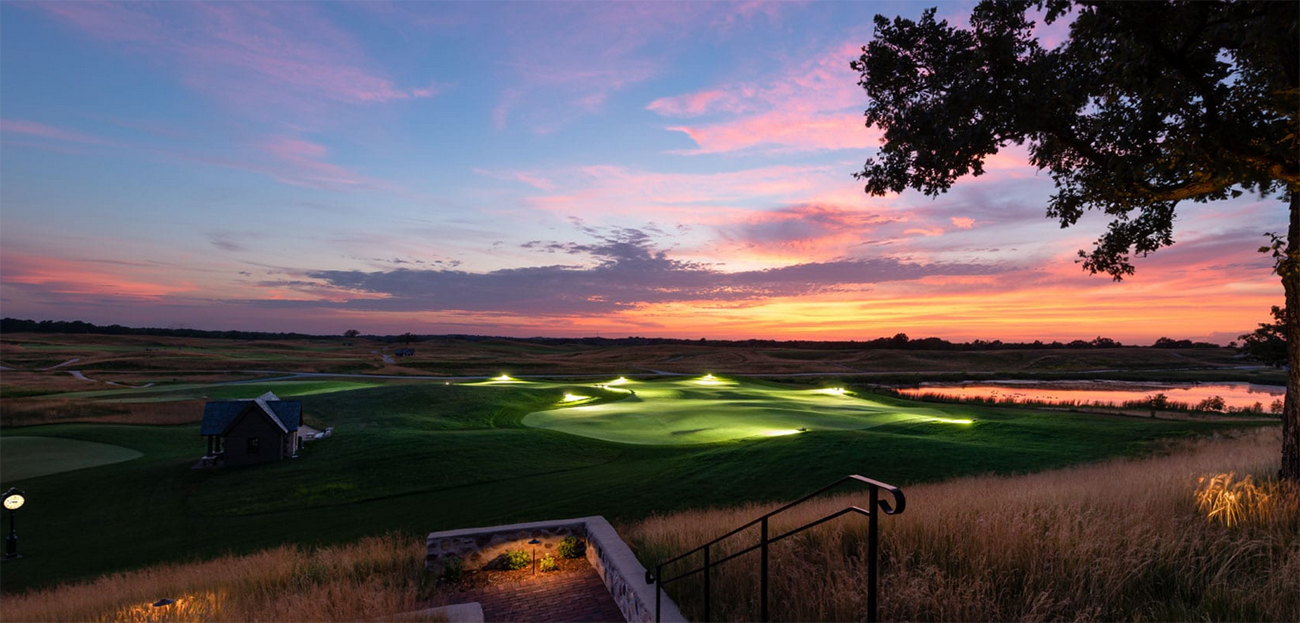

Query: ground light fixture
[697,373,721,385]
[528,538,541,575]
[562,393,591,402]
[493,374,514,382]
[3,487,24,560]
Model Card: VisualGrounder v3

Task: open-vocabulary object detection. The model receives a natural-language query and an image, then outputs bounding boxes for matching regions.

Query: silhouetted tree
[344,329,361,338]
[854,0,1299,480]
[1239,306,1290,367]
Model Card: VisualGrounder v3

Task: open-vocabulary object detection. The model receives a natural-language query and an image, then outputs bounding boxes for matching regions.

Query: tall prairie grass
[626,429,1299,621]
[0,534,442,622]
[0,398,203,427]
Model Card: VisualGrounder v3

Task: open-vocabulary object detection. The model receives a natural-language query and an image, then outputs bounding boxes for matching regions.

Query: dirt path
[41,358,81,370]
[65,370,154,388]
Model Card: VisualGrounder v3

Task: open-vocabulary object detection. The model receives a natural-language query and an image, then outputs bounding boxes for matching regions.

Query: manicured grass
[0,377,1270,595]
[0,436,142,480]
[523,376,955,445]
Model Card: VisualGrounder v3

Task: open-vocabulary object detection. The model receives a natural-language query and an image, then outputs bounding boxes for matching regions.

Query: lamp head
[2,488,24,511]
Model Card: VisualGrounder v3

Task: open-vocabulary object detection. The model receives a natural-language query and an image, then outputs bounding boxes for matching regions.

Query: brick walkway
[445,558,626,622]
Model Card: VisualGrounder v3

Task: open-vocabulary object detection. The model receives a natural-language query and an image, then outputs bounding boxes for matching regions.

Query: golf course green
[522,375,968,444]
[0,436,142,480]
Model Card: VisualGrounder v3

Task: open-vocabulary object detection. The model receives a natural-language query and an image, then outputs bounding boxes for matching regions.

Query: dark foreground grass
[0,379,1272,594]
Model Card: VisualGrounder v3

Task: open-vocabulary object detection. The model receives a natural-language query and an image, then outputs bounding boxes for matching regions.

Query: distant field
[0,436,142,480]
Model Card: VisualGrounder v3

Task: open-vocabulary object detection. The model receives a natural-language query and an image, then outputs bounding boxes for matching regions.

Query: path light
[528,538,540,575]
[2,487,24,560]
[697,374,721,386]
[493,374,514,382]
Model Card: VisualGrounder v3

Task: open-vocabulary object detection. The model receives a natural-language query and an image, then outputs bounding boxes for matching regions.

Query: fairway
[521,375,963,445]
[0,436,142,480]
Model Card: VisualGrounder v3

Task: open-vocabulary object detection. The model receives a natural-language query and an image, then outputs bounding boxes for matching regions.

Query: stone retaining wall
[427,516,685,623]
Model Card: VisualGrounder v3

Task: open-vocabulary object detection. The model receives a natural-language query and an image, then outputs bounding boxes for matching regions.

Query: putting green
[1,436,143,481]
[521,376,965,445]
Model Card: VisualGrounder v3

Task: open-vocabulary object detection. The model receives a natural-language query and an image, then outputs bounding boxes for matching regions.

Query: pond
[894,381,1286,412]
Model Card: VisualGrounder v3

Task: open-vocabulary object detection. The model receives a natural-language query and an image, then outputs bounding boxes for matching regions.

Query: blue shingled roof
[200,399,301,436]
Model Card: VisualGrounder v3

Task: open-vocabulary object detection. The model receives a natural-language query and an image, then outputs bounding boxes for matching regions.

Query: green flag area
[521,375,970,445]
[0,436,143,480]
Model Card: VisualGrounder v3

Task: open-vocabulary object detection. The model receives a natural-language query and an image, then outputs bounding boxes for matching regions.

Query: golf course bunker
[522,376,957,445]
[1,436,143,481]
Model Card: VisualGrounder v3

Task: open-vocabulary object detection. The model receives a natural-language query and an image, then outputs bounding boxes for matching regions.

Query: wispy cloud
[30,2,439,117]
[0,119,108,145]
[649,40,877,154]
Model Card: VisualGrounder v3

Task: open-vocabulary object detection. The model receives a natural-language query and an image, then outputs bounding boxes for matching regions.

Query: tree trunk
[1281,190,1300,482]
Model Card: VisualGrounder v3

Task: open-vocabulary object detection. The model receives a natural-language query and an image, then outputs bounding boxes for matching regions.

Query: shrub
[440,556,464,584]
[538,555,558,573]
[1196,395,1226,412]
[557,536,586,559]
[501,549,531,571]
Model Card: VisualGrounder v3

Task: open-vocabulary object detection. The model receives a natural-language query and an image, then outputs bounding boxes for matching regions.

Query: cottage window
[247,437,260,454]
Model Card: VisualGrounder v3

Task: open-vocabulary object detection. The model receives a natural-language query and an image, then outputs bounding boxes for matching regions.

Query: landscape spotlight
[2,487,25,560]
[607,376,630,385]
[493,374,514,382]
[528,538,541,575]
[697,374,721,386]
[562,393,590,402]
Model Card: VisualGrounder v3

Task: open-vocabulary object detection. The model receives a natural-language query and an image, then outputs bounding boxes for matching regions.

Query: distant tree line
[0,318,316,341]
[2,318,1228,351]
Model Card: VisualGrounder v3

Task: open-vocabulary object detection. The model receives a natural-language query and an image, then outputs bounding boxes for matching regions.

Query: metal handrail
[644,474,905,623]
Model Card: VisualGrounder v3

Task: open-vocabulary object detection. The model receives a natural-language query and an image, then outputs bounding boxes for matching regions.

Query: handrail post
[655,563,662,623]
[760,516,769,623]
[867,484,879,623]
[703,543,711,622]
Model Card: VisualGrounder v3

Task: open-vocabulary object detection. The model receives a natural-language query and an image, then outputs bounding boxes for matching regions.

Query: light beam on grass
[607,377,631,385]
[492,374,515,382]
[562,393,591,403]
[815,387,849,396]
[697,374,721,386]
[929,417,975,424]
[760,429,804,437]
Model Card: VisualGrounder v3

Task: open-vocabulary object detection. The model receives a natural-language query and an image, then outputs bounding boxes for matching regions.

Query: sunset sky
[0,1,1287,343]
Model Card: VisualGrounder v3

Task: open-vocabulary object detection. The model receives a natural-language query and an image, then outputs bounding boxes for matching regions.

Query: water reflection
[895,381,1284,411]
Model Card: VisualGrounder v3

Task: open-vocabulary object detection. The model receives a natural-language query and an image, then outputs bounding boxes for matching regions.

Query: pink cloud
[646,90,735,117]
[904,227,945,237]
[650,39,875,153]
[950,217,976,229]
[667,111,881,154]
[0,119,107,145]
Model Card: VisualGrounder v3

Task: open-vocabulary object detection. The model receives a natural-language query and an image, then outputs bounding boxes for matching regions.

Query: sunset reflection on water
[896,382,1284,411]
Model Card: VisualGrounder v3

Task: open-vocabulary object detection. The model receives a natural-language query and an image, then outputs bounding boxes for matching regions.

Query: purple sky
[0,1,1286,342]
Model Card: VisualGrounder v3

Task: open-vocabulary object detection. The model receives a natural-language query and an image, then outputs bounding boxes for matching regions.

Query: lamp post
[528,538,540,575]
[2,487,25,560]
